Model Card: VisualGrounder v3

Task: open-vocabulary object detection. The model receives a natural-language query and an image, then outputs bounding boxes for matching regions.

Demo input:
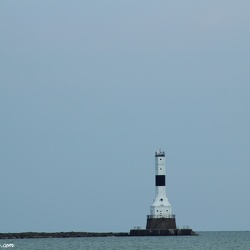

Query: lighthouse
[130,149,196,236]
[146,149,177,230]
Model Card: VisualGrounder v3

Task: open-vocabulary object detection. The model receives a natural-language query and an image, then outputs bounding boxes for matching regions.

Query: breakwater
[0,232,129,239]
[0,229,197,239]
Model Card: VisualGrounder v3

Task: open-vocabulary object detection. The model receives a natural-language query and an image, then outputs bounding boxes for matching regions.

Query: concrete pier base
[130,229,197,236]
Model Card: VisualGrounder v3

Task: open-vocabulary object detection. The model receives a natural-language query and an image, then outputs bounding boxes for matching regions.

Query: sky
[0,1,250,233]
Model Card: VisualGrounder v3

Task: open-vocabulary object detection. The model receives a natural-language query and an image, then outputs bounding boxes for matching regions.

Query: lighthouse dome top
[155,149,165,157]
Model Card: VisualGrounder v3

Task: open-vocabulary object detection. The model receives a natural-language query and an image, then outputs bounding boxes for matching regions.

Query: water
[1,231,250,250]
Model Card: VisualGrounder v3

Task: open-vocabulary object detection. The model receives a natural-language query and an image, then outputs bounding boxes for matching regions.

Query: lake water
[1,231,250,250]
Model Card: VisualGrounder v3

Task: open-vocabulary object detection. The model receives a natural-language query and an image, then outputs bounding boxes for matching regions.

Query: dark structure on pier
[146,215,176,230]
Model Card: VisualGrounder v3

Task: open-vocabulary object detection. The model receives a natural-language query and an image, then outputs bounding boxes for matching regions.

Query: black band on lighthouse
[155,175,165,186]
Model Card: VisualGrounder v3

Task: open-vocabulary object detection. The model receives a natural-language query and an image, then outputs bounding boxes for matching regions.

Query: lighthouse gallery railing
[147,214,175,219]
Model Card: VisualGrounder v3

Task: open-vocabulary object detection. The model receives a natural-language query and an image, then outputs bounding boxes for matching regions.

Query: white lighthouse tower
[146,149,176,230]
[150,149,172,217]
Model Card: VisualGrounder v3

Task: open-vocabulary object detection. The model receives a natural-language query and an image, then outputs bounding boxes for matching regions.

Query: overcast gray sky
[1,1,250,232]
